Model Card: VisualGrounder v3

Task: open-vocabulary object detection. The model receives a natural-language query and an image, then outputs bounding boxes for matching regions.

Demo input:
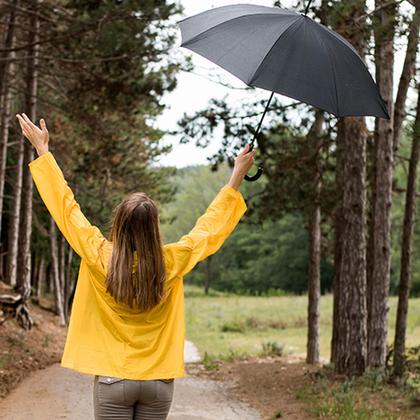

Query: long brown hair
[106,192,166,312]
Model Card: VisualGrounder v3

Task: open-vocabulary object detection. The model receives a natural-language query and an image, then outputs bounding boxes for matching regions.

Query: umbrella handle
[244,142,264,182]
[244,167,264,182]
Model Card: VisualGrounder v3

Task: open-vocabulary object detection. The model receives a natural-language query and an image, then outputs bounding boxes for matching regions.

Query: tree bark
[368,0,396,369]
[31,252,39,299]
[330,112,345,366]
[393,0,420,155]
[204,255,212,295]
[35,255,46,303]
[49,217,66,326]
[306,110,324,365]
[334,117,368,376]
[0,0,18,238]
[393,84,420,376]
[16,0,40,300]
[58,234,66,310]
[331,0,369,376]
[1,3,18,286]
[6,136,24,287]
[0,0,17,103]
[64,245,73,322]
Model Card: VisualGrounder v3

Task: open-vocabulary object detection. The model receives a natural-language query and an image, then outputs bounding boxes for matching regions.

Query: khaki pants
[93,375,174,419]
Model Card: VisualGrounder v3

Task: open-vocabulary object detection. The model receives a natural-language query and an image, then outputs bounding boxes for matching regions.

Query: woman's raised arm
[166,144,256,278]
[168,184,248,278]
[16,113,107,270]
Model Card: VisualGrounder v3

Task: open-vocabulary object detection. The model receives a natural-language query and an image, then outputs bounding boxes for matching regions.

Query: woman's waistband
[95,375,174,384]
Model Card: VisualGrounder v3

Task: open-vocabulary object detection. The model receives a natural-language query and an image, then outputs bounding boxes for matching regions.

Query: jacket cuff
[221,184,247,209]
[28,151,54,169]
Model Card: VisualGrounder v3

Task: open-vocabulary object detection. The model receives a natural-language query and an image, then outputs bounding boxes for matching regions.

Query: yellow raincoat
[28,151,247,380]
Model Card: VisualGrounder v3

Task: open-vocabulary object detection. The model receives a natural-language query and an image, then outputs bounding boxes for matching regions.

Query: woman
[16,112,255,420]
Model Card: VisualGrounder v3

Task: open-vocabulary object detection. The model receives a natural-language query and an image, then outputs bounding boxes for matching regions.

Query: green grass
[184,285,420,418]
[184,284,420,361]
[295,366,420,419]
[296,382,396,419]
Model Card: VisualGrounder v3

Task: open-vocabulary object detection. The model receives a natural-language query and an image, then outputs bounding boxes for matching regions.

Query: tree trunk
[204,255,212,295]
[393,0,420,155]
[334,117,368,376]
[330,0,369,376]
[393,84,420,376]
[50,217,66,326]
[6,137,24,287]
[368,0,396,369]
[31,252,39,299]
[1,1,19,286]
[331,119,344,366]
[45,262,52,294]
[0,0,18,238]
[59,234,66,310]
[0,0,17,103]
[306,110,324,365]
[64,246,73,322]
[16,0,40,300]
[35,255,46,303]
[306,169,321,365]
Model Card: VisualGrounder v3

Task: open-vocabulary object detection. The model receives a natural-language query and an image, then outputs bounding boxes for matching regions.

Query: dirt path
[0,341,260,420]
[190,353,319,420]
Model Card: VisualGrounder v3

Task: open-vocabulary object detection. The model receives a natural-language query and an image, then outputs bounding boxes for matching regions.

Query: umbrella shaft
[250,91,275,149]
[304,0,313,16]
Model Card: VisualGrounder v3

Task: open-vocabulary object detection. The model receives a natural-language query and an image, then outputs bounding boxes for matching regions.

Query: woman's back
[27,151,248,380]
[18,110,256,420]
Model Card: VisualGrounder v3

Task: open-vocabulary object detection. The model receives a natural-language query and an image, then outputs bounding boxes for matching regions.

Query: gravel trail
[0,341,260,420]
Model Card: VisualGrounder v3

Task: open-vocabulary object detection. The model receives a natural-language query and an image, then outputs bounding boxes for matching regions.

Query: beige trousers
[93,375,174,419]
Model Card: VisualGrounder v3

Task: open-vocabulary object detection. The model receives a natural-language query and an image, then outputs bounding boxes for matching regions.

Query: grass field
[184,284,420,361]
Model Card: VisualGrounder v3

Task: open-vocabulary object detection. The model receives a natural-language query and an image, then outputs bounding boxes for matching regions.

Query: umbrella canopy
[178,4,389,120]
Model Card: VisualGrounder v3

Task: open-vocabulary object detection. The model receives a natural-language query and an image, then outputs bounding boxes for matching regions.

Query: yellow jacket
[28,151,247,380]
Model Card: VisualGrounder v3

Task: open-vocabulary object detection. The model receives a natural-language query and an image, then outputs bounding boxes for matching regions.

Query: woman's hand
[228,143,257,190]
[16,113,49,156]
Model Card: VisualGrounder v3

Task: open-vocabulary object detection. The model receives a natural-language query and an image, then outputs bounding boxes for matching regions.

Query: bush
[220,321,245,333]
[260,340,284,357]
[202,351,220,370]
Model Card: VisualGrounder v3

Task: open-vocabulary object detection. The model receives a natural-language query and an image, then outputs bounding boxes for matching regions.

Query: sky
[152,0,416,169]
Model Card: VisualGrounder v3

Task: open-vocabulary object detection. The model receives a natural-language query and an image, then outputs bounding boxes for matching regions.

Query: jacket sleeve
[28,151,107,269]
[166,184,247,279]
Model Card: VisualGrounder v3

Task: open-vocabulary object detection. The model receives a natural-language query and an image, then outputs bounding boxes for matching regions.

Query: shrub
[260,340,284,357]
[220,321,245,333]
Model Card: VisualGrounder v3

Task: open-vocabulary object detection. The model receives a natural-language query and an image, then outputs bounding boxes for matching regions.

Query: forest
[0,0,419,417]
[161,155,420,298]
[170,0,420,377]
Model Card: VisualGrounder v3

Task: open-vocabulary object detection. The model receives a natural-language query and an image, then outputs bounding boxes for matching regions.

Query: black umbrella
[178,2,389,181]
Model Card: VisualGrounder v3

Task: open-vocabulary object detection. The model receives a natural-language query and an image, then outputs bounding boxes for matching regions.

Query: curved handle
[244,142,263,182]
[244,167,264,182]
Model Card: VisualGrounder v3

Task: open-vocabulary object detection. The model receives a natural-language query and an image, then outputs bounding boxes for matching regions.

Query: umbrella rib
[311,22,340,116]
[247,16,305,86]
[316,25,389,119]
[181,13,292,47]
